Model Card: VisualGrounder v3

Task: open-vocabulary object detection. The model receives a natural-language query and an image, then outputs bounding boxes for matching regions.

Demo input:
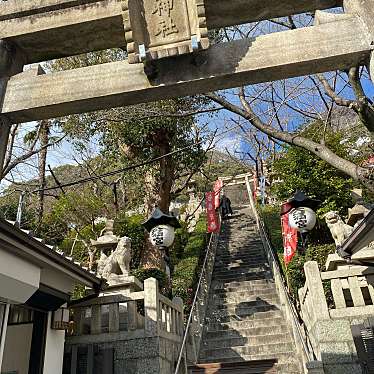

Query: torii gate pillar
[0,40,24,180]
[343,0,374,82]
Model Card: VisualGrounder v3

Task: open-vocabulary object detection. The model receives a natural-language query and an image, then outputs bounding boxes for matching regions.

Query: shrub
[132,268,168,292]
[259,205,335,303]
[172,215,208,309]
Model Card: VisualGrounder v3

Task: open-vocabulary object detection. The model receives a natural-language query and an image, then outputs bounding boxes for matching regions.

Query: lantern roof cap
[142,207,181,232]
[287,190,321,210]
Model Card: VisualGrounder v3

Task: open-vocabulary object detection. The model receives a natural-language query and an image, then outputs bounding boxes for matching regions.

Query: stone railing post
[172,297,184,337]
[304,261,330,323]
[144,277,159,336]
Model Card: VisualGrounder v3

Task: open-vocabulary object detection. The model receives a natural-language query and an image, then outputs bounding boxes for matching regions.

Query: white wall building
[0,219,101,374]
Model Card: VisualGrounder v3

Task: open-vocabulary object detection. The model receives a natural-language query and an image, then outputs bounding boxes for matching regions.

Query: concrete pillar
[0,40,24,181]
[144,278,159,337]
[343,0,374,83]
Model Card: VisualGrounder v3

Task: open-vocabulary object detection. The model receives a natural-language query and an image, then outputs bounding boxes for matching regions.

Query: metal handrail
[247,191,316,364]
[174,230,218,374]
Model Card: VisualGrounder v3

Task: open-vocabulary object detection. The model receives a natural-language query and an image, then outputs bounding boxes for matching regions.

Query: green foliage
[114,214,145,269]
[172,221,190,262]
[172,216,208,308]
[259,205,335,303]
[59,222,105,265]
[271,126,355,218]
[132,268,168,292]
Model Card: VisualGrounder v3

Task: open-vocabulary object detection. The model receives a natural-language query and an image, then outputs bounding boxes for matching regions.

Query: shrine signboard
[122,0,209,63]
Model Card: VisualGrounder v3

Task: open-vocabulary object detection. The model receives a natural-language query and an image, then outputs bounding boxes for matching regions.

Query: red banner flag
[214,180,223,209]
[206,192,220,233]
[281,212,298,266]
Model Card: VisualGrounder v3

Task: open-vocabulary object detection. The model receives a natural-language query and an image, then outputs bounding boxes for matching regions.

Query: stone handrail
[300,260,374,323]
[298,262,330,332]
[246,178,316,372]
[69,277,184,341]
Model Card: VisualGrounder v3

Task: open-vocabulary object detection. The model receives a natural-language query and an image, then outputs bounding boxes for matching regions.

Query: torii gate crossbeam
[0,0,373,180]
[0,0,342,64]
[1,15,373,123]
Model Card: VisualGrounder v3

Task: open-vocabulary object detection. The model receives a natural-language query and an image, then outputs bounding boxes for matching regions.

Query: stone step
[212,279,275,289]
[213,264,270,275]
[188,360,278,374]
[214,260,269,268]
[198,351,298,365]
[214,257,267,265]
[212,272,273,284]
[217,243,263,251]
[211,288,278,302]
[275,362,303,374]
[211,295,280,308]
[200,342,295,360]
[206,316,286,332]
[217,244,264,250]
[205,324,289,339]
[206,310,283,324]
[208,303,281,318]
[214,261,268,269]
[213,270,272,282]
[202,333,293,349]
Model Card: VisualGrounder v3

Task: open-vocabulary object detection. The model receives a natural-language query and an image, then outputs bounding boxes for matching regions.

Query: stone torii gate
[0,0,373,178]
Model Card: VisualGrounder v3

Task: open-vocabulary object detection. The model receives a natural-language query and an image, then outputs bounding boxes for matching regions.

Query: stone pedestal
[309,319,362,374]
[102,275,143,291]
[100,276,143,332]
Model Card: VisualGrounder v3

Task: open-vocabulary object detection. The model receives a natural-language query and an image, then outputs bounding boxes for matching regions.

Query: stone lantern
[142,208,181,276]
[90,220,119,277]
[285,191,321,250]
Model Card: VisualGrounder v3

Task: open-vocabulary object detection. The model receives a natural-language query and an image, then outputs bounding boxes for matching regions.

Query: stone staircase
[190,207,302,373]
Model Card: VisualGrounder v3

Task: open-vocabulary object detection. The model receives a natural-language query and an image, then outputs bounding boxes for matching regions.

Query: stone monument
[98,236,132,285]
[122,0,209,64]
[324,211,354,247]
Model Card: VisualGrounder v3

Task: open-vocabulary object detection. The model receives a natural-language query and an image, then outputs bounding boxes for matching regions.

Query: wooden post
[73,308,85,336]
[91,305,102,334]
[144,278,159,336]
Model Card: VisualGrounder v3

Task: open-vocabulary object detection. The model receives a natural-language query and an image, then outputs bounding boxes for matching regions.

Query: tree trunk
[141,128,175,270]
[37,120,50,225]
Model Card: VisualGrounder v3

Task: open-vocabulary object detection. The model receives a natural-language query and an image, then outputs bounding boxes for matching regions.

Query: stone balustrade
[64,277,184,374]
[299,257,374,374]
